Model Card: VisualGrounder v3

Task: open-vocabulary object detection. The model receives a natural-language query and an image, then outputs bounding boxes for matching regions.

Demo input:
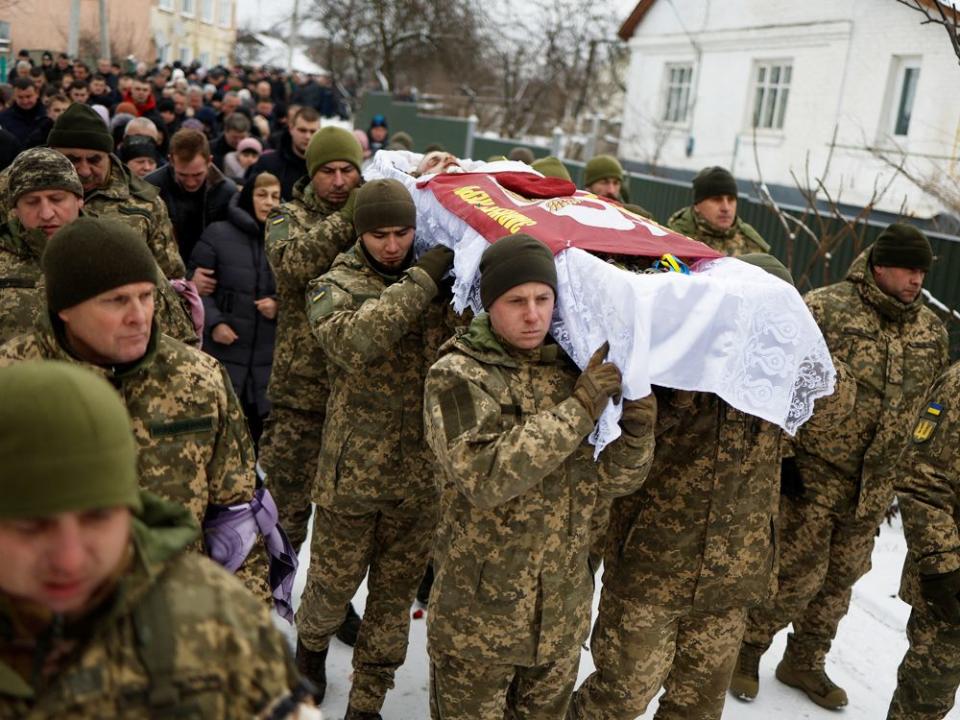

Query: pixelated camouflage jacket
[0,219,45,347]
[306,241,461,511]
[0,157,187,280]
[667,205,770,255]
[0,492,297,719]
[0,214,195,347]
[265,176,355,412]
[795,246,948,519]
[895,361,960,609]
[423,314,655,665]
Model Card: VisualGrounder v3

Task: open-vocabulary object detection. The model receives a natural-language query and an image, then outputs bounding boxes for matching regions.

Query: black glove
[415,246,455,284]
[780,457,804,498]
[920,569,960,624]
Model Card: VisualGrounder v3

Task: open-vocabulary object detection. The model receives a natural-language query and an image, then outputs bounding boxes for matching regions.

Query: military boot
[729,643,763,700]
[295,640,327,703]
[336,602,362,646]
[343,708,382,720]
[775,657,848,709]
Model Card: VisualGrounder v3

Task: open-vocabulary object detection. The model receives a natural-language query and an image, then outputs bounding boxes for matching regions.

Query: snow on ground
[276,515,958,720]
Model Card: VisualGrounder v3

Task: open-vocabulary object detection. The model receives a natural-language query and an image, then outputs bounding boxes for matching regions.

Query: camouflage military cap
[8,147,83,204]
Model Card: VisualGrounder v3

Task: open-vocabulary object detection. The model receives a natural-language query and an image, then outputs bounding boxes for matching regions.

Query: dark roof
[618,0,659,41]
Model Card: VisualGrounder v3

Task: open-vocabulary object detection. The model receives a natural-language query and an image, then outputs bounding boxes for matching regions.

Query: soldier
[667,166,768,256]
[582,154,654,221]
[260,126,365,641]
[296,180,456,716]
[0,361,304,718]
[569,255,853,720]
[0,147,196,347]
[732,224,949,709]
[0,217,279,607]
[887,362,960,720]
[423,234,657,720]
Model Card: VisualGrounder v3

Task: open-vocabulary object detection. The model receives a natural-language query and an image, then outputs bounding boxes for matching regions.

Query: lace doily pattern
[365,152,837,452]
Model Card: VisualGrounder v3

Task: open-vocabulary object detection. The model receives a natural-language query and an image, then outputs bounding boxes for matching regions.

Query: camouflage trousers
[296,495,436,713]
[259,405,324,550]
[887,606,960,720]
[430,649,580,720]
[743,494,880,669]
[569,591,746,720]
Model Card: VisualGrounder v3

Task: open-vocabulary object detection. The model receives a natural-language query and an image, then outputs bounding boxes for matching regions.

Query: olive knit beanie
[509,147,535,164]
[871,223,933,271]
[0,361,141,519]
[8,147,84,204]
[584,154,624,187]
[354,179,417,237]
[43,217,158,313]
[387,131,414,151]
[693,166,738,203]
[480,233,557,309]
[531,156,572,182]
[739,252,795,287]
[47,102,114,154]
[306,126,363,179]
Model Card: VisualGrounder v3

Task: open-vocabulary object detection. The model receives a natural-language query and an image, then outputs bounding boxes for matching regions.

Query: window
[158,0,174,11]
[751,61,792,130]
[201,0,213,22]
[181,0,194,16]
[661,63,693,124]
[892,60,920,136]
[199,51,211,68]
[218,0,232,27]
[179,46,191,64]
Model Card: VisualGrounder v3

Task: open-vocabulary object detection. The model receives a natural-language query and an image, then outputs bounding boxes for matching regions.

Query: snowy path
[276,517,959,719]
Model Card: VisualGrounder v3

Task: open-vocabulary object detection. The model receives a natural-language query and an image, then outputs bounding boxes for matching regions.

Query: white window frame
[750,60,792,131]
[660,62,694,126]
[218,0,232,28]
[181,0,195,18]
[179,46,192,64]
[158,0,174,12]
[891,57,921,137]
[199,51,211,68]
[201,0,214,23]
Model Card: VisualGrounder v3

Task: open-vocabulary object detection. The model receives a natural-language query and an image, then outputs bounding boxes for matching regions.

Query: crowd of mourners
[1,47,960,720]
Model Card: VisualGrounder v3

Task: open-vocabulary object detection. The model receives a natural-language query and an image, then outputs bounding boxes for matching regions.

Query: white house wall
[619,0,960,216]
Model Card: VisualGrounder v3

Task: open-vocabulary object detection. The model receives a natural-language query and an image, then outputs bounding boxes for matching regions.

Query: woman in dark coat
[189,172,281,451]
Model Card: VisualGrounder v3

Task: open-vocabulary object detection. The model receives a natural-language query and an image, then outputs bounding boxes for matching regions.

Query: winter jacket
[0,493,296,719]
[146,162,237,264]
[246,129,307,200]
[0,103,45,146]
[190,194,277,417]
[667,205,770,256]
[423,314,655,664]
[796,246,949,519]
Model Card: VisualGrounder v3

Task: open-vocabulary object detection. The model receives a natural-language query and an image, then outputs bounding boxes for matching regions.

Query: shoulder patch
[306,283,335,321]
[438,381,478,442]
[913,401,944,444]
[148,416,215,438]
[266,213,290,244]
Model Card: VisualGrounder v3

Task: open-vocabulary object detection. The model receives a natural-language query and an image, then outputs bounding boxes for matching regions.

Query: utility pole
[67,0,80,57]
[99,0,110,59]
[287,0,299,71]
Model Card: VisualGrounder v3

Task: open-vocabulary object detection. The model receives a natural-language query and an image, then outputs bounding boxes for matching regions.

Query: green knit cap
[306,126,363,178]
[739,253,794,287]
[531,156,572,181]
[387,131,414,151]
[584,154,624,187]
[47,102,114,154]
[0,361,141,519]
[872,223,933,271]
[43,217,158,313]
[354,179,417,237]
[693,166,738,203]
[9,147,84,204]
[480,233,557,309]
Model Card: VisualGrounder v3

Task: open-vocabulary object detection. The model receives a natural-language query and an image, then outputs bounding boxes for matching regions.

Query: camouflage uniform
[297,242,456,713]
[259,176,355,548]
[743,246,948,671]
[0,318,271,602]
[423,314,656,720]
[667,206,769,256]
[887,362,960,720]
[0,493,298,719]
[570,370,855,720]
[0,216,196,347]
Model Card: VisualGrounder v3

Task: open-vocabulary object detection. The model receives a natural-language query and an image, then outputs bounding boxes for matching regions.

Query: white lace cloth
[366,151,837,453]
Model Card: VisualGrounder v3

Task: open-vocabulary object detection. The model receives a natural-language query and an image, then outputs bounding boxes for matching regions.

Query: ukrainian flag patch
[913,401,944,444]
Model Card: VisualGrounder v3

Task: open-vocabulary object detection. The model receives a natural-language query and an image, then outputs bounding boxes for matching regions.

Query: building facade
[617,0,960,218]
[152,0,235,68]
